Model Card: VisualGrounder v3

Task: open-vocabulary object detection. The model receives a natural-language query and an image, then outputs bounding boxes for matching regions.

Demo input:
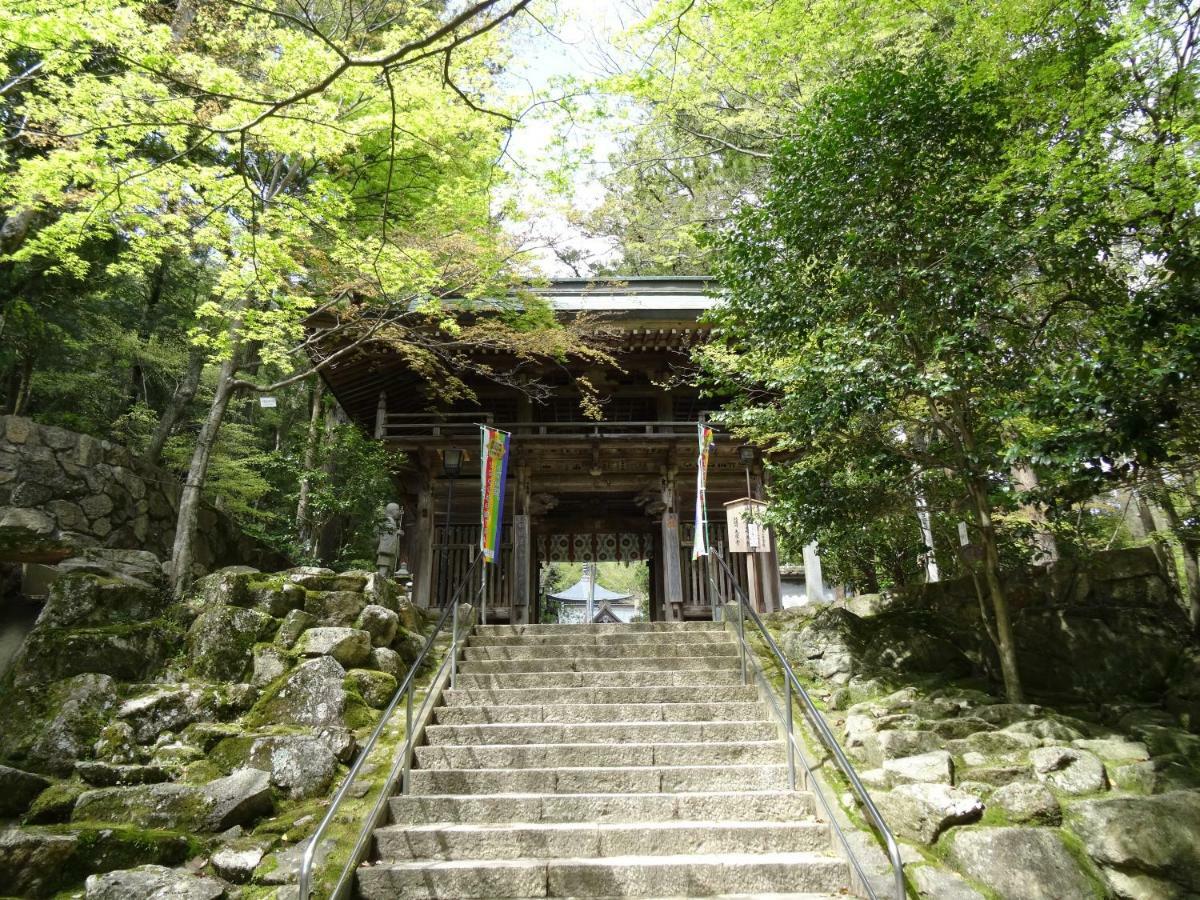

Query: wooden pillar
[660,470,684,621]
[757,532,782,613]
[410,464,436,608]
[374,391,387,439]
[511,465,532,624]
[650,531,664,622]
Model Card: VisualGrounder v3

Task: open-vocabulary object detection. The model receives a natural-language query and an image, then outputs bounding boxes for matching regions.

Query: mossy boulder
[73,768,272,832]
[36,573,167,630]
[186,605,275,681]
[303,589,366,627]
[0,764,51,816]
[297,626,371,667]
[246,734,337,800]
[356,604,399,648]
[25,781,88,824]
[0,828,78,897]
[347,668,398,708]
[247,656,348,728]
[14,620,176,686]
[85,863,223,900]
[275,608,316,648]
[3,673,120,775]
[117,686,217,744]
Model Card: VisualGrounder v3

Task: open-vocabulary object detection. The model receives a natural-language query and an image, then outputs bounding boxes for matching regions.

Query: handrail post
[450,601,459,689]
[401,684,414,794]
[737,592,747,685]
[785,674,796,790]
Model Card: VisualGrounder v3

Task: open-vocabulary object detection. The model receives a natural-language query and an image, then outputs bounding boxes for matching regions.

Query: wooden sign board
[724,498,771,553]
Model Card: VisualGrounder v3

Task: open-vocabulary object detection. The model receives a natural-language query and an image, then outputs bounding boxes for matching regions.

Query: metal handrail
[298,553,485,899]
[707,553,906,900]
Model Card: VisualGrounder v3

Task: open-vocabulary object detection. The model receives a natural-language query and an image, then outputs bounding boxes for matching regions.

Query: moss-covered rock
[356,604,399,648]
[297,626,371,667]
[187,605,275,681]
[0,673,121,775]
[275,608,316,649]
[74,768,273,832]
[303,589,366,627]
[36,573,168,630]
[14,620,177,685]
[347,669,398,709]
[0,827,78,897]
[247,656,348,728]
[25,780,88,824]
[0,763,51,816]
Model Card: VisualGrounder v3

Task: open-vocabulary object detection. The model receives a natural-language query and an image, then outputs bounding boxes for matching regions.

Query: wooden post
[410,466,435,608]
[661,512,684,621]
[513,514,531,624]
[758,530,782,613]
[374,390,387,439]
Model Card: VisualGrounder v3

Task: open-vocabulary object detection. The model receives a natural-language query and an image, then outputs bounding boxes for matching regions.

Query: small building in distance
[548,565,637,624]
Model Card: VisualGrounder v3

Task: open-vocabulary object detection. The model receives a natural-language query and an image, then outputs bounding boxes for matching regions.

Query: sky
[495,0,651,275]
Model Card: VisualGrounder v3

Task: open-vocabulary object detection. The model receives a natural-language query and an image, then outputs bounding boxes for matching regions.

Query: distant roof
[549,570,634,603]
[530,277,716,314]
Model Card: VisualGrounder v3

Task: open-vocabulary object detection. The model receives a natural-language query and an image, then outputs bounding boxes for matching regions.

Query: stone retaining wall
[0,415,287,574]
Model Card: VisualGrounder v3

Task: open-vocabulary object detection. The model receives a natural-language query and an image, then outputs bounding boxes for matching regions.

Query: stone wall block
[0,416,286,571]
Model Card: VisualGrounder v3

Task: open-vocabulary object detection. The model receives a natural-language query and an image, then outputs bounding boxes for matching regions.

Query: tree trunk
[1011,462,1059,564]
[168,349,239,597]
[1134,488,1176,584]
[1149,474,1200,634]
[967,475,1025,702]
[145,346,204,468]
[10,356,33,415]
[295,377,324,551]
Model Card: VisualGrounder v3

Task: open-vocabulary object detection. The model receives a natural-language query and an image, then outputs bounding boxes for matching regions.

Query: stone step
[463,642,737,660]
[388,791,817,826]
[441,685,759,707]
[468,631,733,648]
[424,721,777,747]
[375,820,831,861]
[474,622,725,636]
[433,701,767,726]
[415,741,784,770]
[407,765,789,795]
[452,670,745,689]
[501,895,842,899]
[459,655,740,675]
[356,852,848,899]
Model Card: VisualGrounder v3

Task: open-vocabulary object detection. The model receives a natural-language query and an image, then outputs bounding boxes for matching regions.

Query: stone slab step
[459,655,739,674]
[424,721,778,746]
[433,701,767,725]
[414,741,784,770]
[389,791,817,825]
[407,765,789,795]
[501,894,844,899]
[375,820,831,861]
[452,670,745,689]
[474,622,725,636]
[468,631,733,648]
[441,685,759,707]
[464,642,737,660]
[504,895,842,899]
[356,852,848,899]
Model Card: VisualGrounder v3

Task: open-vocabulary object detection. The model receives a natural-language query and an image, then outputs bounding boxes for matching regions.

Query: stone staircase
[356,621,851,899]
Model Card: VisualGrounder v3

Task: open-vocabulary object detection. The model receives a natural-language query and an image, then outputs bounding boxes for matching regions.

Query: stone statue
[375,502,404,579]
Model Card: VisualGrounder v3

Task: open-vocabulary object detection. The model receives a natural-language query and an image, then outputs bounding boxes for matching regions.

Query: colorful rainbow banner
[480,425,511,563]
[692,423,716,559]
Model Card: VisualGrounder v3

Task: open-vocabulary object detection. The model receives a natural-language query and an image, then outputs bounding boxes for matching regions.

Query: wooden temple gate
[317,277,783,623]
